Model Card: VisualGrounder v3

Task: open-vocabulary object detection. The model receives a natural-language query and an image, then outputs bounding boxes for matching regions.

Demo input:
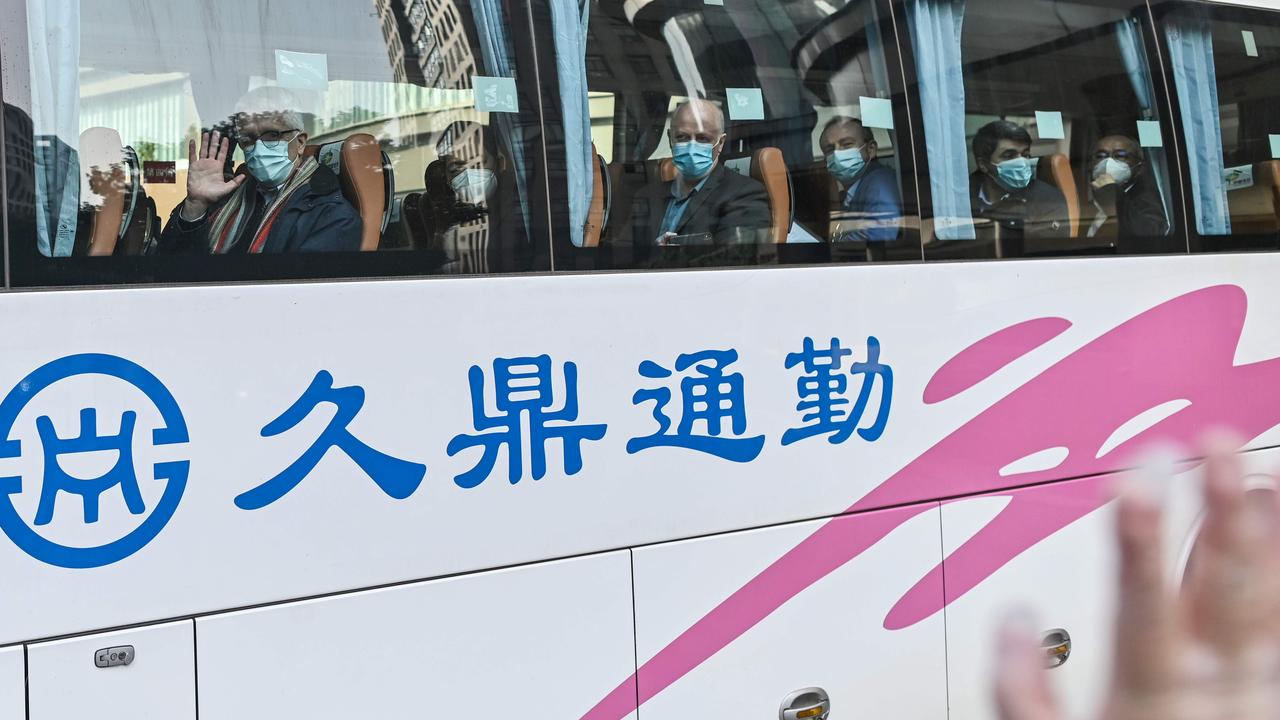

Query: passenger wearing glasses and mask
[631,98,770,250]
[1086,134,1169,243]
[970,120,1069,255]
[820,116,901,243]
[157,86,361,254]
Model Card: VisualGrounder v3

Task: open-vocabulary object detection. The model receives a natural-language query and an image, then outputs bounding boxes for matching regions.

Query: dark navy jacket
[157,164,362,254]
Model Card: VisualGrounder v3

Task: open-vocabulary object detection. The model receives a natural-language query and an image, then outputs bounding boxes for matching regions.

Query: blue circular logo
[0,354,189,568]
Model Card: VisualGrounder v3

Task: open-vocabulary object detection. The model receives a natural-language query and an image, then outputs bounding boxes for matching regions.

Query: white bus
[2,0,1280,717]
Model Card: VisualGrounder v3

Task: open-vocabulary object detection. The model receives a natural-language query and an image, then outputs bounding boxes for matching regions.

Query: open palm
[184,130,245,216]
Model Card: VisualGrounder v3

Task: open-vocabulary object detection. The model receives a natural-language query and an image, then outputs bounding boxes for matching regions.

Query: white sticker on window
[1034,110,1065,140]
[726,88,765,121]
[275,50,329,91]
[704,0,724,5]
[1224,164,1254,192]
[859,97,894,129]
[1136,120,1163,148]
[1270,134,1280,159]
[473,76,519,113]
[1244,30,1260,57]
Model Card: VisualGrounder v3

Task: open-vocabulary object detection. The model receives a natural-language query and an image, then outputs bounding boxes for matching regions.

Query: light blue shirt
[660,174,712,236]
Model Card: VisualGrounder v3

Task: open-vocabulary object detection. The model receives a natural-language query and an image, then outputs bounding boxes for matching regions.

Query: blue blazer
[833,161,902,243]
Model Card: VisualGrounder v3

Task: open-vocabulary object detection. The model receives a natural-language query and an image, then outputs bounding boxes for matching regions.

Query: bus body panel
[0,645,24,719]
[195,551,637,720]
[26,620,195,720]
[2,253,1280,644]
[630,504,948,719]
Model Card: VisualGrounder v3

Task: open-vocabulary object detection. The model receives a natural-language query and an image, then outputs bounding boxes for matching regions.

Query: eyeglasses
[1092,149,1139,162]
[236,129,302,151]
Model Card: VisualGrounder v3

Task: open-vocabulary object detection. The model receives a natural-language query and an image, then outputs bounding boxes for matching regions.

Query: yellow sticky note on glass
[859,97,894,129]
[1136,120,1163,148]
[1034,111,1065,140]
[1244,30,1259,57]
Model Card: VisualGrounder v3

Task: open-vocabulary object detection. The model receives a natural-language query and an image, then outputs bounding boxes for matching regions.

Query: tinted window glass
[902,0,1184,261]
[3,0,549,286]
[548,0,920,272]
[1154,1,1280,252]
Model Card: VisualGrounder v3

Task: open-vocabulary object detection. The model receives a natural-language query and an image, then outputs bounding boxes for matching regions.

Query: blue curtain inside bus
[1114,17,1173,234]
[469,0,532,232]
[28,0,82,257]
[1165,21,1231,235]
[906,0,975,241]
[552,0,593,248]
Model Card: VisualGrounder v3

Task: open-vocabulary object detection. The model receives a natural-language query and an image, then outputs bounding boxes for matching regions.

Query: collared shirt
[841,170,870,210]
[659,174,712,236]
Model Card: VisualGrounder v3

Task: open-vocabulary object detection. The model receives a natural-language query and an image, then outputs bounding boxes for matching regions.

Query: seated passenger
[820,116,901,242]
[631,99,770,248]
[1086,134,1169,240]
[970,120,1069,252]
[157,86,361,254]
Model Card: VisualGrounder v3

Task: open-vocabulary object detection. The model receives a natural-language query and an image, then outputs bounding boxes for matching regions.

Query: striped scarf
[207,157,320,254]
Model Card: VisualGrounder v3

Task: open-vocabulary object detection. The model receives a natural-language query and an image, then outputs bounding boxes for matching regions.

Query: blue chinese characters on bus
[236,370,427,509]
[783,336,893,445]
[0,354,189,568]
[627,349,766,462]
[448,355,608,488]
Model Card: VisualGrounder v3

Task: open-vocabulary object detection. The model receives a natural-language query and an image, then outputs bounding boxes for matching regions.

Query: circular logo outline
[0,354,189,568]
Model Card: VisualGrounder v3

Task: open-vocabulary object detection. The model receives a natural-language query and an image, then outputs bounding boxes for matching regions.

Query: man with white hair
[157,86,361,254]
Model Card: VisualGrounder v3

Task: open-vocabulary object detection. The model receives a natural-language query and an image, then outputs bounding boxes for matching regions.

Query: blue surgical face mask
[826,146,867,184]
[245,136,298,187]
[672,140,717,180]
[994,156,1034,190]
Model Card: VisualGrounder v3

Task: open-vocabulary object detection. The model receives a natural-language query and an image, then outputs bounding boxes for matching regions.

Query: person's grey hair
[234,86,305,130]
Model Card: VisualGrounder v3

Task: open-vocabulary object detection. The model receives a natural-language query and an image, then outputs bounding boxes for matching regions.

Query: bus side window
[545,0,920,272]
[5,0,552,286]
[1154,1,1280,253]
[901,0,1185,261]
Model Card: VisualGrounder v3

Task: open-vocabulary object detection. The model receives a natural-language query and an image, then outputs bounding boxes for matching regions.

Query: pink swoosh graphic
[581,285,1280,719]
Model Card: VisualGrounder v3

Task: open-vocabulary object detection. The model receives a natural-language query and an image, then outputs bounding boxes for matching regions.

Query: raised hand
[180,130,246,221]
[996,437,1280,720]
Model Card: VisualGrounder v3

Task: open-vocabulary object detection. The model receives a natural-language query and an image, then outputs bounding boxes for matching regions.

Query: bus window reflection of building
[969,120,1069,256]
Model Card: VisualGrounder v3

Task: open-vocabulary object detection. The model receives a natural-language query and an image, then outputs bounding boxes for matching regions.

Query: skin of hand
[996,436,1280,720]
[1092,174,1118,190]
[180,130,247,221]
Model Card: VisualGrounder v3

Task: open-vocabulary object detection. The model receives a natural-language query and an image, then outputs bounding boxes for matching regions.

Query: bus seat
[304,133,391,251]
[1036,153,1079,238]
[1250,160,1280,233]
[749,147,792,244]
[658,157,676,183]
[583,142,610,247]
[77,127,128,256]
[400,192,432,250]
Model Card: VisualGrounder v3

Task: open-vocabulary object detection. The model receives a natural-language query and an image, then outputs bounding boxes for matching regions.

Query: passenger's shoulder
[718,166,766,195]
[1029,178,1066,203]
